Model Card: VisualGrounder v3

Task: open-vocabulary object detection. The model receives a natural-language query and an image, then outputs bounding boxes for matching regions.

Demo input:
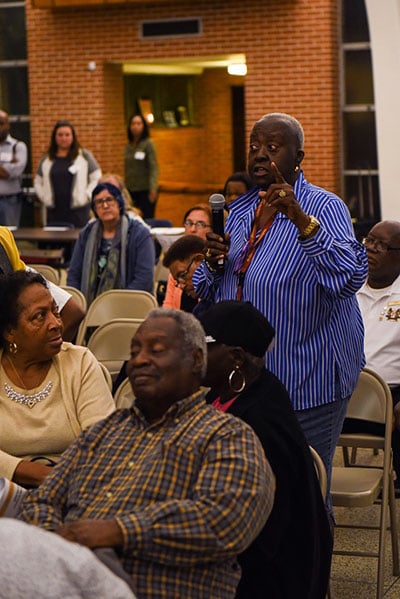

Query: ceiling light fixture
[227,63,247,76]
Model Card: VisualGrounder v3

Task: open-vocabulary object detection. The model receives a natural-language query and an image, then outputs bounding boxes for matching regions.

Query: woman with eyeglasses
[67,182,155,306]
[194,112,368,519]
[162,203,211,310]
[34,121,102,228]
[182,203,212,238]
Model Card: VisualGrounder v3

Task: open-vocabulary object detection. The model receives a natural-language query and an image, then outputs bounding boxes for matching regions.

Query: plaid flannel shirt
[18,391,274,598]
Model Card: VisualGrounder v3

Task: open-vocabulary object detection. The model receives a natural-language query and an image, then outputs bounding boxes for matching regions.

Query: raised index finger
[271,161,286,185]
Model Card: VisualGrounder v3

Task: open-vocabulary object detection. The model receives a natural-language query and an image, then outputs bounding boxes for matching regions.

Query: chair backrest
[309,445,327,499]
[60,285,87,312]
[346,367,388,424]
[114,376,135,409]
[338,367,393,454]
[30,264,60,285]
[76,289,158,345]
[87,318,144,378]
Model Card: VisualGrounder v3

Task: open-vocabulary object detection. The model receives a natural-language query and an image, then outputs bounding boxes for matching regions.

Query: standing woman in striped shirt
[193,112,368,517]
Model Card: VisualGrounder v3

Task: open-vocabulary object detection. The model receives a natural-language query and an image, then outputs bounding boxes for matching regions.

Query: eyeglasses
[183,220,211,229]
[174,258,196,287]
[94,196,118,208]
[362,236,400,253]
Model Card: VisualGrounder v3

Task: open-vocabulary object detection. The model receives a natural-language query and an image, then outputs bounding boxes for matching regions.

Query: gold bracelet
[298,215,320,240]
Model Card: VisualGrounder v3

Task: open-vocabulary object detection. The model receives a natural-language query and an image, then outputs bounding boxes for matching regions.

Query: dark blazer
[207,369,332,599]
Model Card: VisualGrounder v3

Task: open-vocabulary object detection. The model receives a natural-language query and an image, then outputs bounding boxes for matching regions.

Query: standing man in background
[0,110,28,226]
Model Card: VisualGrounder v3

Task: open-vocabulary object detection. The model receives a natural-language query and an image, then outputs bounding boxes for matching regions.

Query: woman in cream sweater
[0,270,115,487]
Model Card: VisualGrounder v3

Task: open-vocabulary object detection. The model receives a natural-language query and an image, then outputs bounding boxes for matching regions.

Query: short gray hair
[258,112,304,149]
[145,308,207,377]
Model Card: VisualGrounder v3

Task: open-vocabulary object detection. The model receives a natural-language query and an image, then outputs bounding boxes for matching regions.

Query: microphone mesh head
[209,193,226,208]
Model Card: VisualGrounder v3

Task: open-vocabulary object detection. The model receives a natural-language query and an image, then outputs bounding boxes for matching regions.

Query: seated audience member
[163,234,206,312]
[163,203,211,309]
[199,300,333,599]
[0,519,136,599]
[344,220,400,489]
[67,182,155,306]
[18,308,274,598]
[223,171,252,208]
[0,270,115,487]
[0,225,84,341]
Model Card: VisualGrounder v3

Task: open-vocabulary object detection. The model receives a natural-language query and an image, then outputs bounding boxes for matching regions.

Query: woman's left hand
[259,162,310,233]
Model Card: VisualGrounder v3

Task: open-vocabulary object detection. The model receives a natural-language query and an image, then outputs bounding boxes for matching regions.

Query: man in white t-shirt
[348,220,400,486]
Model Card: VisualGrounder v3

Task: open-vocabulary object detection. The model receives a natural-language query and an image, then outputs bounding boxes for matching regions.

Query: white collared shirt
[357,274,400,385]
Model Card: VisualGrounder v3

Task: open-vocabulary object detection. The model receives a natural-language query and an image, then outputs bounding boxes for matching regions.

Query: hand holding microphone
[205,193,228,273]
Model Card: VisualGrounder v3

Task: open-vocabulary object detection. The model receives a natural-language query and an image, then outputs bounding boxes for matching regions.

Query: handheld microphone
[209,193,226,238]
[209,193,226,271]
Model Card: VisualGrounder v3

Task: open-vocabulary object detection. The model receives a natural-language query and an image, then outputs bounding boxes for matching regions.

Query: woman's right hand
[13,460,53,487]
[204,231,230,270]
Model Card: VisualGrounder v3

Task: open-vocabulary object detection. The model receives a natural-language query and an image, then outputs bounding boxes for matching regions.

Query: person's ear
[3,326,15,345]
[296,149,305,165]
[230,346,246,368]
[193,348,205,375]
[193,253,205,265]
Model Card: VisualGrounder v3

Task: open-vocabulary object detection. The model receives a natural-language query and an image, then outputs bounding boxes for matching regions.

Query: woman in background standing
[34,121,101,228]
[124,114,159,220]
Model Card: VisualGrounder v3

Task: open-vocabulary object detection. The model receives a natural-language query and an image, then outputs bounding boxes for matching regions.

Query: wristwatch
[298,215,320,240]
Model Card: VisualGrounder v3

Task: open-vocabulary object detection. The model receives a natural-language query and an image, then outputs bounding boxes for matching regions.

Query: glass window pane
[0,7,27,60]
[343,0,370,43]
[0,67,29,114]
[343,111,377,170]
[345,49,374,105]
[344,174,380,222]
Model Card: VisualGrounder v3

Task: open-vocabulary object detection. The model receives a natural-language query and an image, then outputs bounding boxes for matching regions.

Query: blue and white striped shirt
[193,171,368,410]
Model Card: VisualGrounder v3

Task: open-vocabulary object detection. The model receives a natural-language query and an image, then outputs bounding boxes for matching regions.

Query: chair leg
[342,445,357,466]
[389,472,400,575]
[343,446,350,466]
[377,481,390,599]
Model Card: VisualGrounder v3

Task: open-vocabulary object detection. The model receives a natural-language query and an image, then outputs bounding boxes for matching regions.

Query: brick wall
[26,0,340,225]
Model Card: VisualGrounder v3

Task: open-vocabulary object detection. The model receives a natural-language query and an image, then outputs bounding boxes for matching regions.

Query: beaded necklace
[2,356,53,409]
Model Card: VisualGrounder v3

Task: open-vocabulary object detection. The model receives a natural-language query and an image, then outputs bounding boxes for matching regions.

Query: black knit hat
[199,300,275,357]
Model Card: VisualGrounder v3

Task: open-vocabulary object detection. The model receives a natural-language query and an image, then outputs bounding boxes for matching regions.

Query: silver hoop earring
[228,366,246,394]
[9,342,18,354]
[294,165,300,173]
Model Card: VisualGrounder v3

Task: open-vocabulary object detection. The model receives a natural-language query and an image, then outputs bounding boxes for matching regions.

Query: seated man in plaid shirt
[18,308,274,598]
